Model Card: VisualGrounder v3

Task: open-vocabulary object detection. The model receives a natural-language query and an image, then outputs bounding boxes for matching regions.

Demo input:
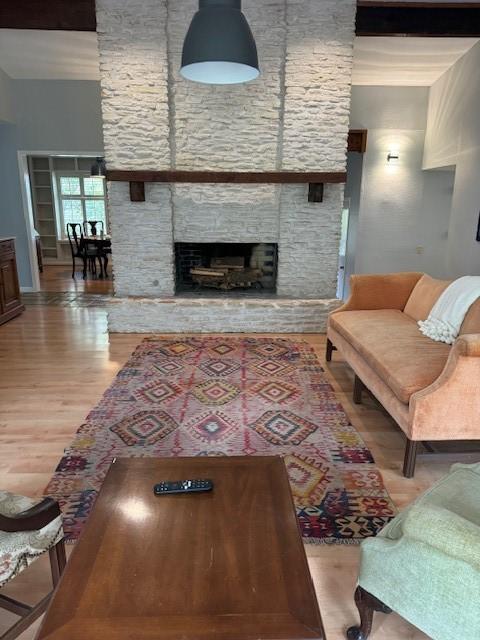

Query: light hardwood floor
[0,304,449,639]
[39,264,114,294]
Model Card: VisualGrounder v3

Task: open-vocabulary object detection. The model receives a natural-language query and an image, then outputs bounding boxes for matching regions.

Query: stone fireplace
[96,0,356,332]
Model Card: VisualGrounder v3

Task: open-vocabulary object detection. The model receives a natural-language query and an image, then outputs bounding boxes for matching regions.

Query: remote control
[153,479,213,495]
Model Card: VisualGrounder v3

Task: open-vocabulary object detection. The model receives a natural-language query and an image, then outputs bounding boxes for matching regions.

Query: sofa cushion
[404,274,451,321]
[460,298,480,335]
[329,310,451,403]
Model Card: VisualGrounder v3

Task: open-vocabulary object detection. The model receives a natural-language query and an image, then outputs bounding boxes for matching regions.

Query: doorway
[19,151,113,295]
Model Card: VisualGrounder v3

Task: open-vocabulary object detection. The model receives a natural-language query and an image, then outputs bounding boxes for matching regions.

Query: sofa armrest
[333,272,423,314]
[402,504,480,570]
[455,333,480,357]
[410,334,480,440]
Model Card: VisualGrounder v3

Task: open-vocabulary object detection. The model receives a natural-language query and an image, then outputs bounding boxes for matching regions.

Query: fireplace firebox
[175,242,277,295]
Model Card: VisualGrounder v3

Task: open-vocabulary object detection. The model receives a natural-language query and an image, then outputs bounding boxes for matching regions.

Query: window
[56,173,107,238]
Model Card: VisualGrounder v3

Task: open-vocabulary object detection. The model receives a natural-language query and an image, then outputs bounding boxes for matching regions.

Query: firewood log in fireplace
[190,258,263,291]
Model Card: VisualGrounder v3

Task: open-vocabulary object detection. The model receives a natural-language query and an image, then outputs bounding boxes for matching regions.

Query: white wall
[349,86,454,278]
[423,40,480,277]
[0,76,103,287]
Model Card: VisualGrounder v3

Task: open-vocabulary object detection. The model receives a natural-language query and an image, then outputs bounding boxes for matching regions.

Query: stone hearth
[108,297,338,333]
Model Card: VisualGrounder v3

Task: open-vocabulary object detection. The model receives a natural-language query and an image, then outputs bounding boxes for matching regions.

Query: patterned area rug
[45,337,396,544]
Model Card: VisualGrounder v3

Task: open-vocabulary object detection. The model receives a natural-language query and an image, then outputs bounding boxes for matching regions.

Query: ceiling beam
[1,2,479,37]
[356,2,480,36]
[0,1,96,31]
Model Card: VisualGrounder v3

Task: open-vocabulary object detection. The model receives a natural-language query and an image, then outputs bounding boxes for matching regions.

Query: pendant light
[91,157,107,178]
[181,0,259,85]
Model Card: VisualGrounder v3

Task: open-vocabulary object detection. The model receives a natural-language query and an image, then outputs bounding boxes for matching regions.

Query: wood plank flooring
[39,264,113,294]
[0,304,449,639]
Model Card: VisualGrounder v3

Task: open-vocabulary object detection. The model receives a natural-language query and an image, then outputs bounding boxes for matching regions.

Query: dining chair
[0,492,66,640]
[83,221,111,278]
[67,224,99,279]
[83,220,104,237]
[66,223,87,279]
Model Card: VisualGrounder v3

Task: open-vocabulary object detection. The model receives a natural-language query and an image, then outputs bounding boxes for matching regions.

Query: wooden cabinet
[0,238,24,325]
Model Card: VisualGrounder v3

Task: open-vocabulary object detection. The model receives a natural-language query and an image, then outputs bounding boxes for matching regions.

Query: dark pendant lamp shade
[181,0,259,85]
[91,157,107,178]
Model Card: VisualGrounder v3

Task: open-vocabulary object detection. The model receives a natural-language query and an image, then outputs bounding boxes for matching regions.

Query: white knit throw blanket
[418,276,480,344]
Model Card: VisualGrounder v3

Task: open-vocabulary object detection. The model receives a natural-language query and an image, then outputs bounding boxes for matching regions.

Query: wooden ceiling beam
[356,3,480,36]
[0,1,96,31]
[1,2,480,35]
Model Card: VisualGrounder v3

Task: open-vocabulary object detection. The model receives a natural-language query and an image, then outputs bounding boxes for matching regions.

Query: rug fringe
[303,537,361,545]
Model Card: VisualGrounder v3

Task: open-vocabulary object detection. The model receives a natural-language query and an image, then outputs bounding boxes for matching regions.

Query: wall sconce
[387,152,399,163]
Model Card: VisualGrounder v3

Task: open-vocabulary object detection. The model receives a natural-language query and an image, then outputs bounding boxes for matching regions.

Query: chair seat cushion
[0,491,63,588]
[329,310,451,403]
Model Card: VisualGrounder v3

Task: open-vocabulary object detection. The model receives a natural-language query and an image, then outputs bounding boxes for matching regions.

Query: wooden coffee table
[36,457,325,639]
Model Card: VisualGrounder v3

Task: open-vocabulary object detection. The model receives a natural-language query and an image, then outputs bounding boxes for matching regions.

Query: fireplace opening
[175,242,278,296]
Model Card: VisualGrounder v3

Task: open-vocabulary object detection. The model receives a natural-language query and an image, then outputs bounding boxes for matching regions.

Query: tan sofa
[326,272,480,477]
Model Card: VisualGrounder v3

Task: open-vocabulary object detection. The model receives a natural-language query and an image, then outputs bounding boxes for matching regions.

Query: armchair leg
[346,587,392,640]
[403,439,419,478]
[49,539,67,587]
[326,338,336,362]
[0,540,66,640]
[353,375,365,404]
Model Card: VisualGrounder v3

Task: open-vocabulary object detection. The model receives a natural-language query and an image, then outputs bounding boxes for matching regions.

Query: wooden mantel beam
[106,170,347,203]
[106,170,347,185]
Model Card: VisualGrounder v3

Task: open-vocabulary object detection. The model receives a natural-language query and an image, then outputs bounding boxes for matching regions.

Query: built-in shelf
[107,169,347,203]
[28,155,59,260]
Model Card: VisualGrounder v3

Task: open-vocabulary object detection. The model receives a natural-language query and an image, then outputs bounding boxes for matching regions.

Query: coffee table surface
[36,456,325,640]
